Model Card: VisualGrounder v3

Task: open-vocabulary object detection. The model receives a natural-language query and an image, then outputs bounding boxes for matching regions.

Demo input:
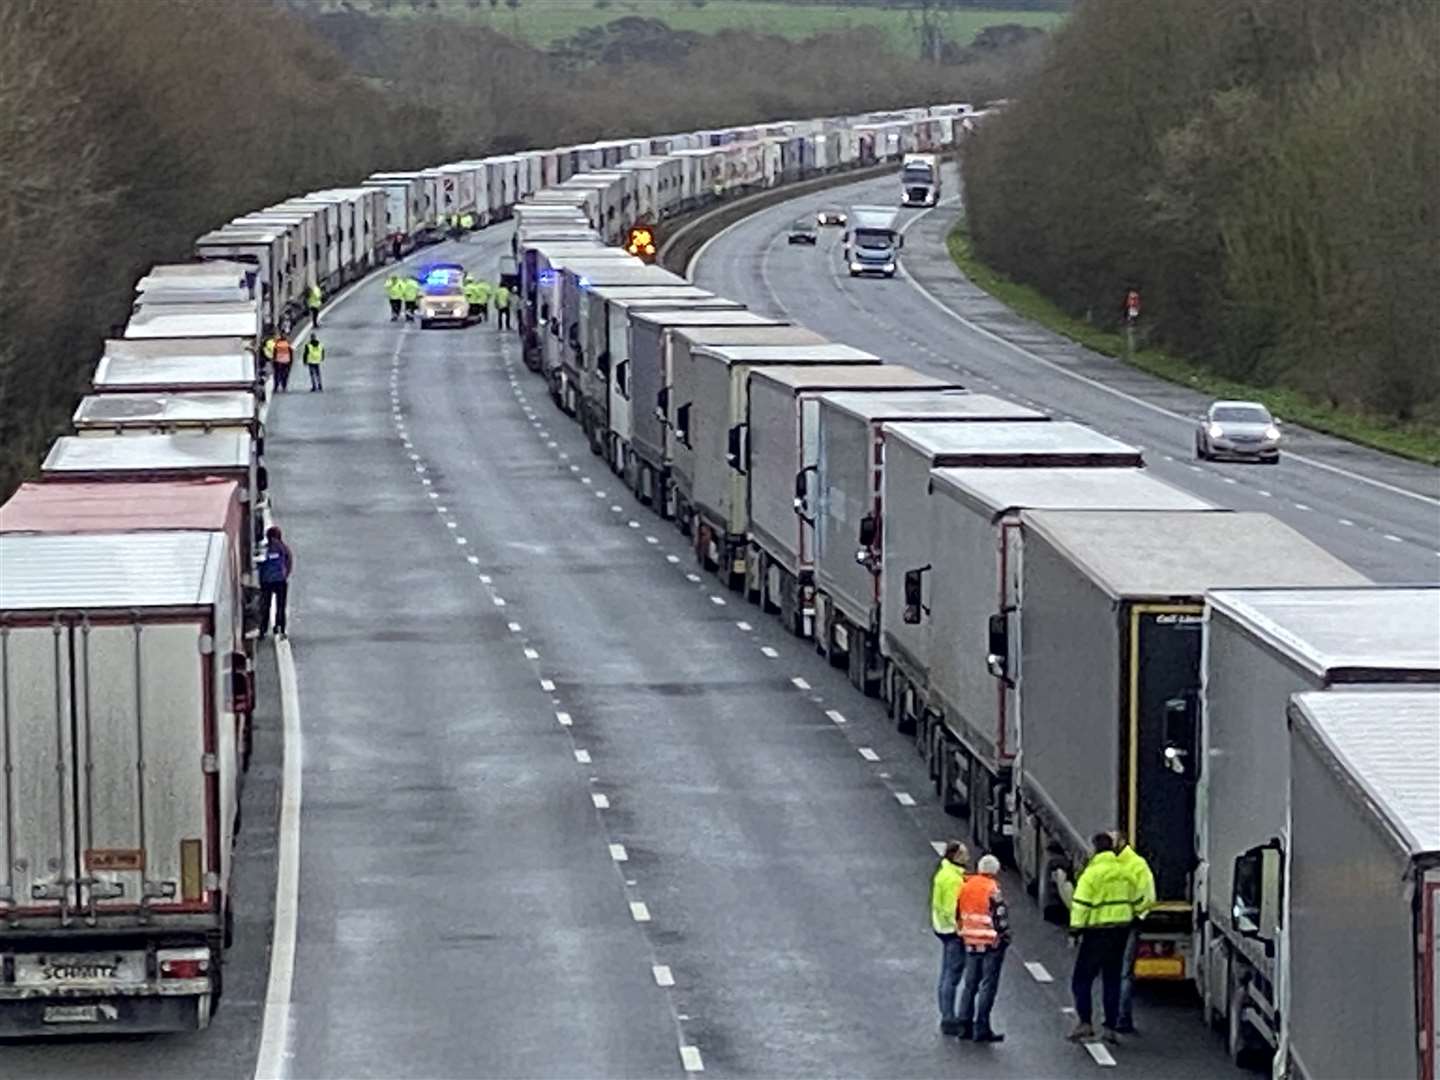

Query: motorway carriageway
[18,165,1425,1079]
[696,164,1439,584]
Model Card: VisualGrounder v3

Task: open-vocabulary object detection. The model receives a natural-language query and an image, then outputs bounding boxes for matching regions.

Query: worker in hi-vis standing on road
[385,273,404,321]
[1067,832,1137,1045]
[1112,830,1155,1034]
[494,283,511,329]
[930,840,967,1035]
[307,283,323,327]
[304,335,325,392]
[955,853,1010,1042]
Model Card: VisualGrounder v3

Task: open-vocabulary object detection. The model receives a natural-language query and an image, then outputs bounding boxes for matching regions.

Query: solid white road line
[895,202,1440,510]
[653,964,675,987]
[1025,961,1054,983]
[254,639,303,1080]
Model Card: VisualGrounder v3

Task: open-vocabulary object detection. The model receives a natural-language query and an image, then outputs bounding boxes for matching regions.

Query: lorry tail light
[1136,940,1175,958]
[157,948,210,979]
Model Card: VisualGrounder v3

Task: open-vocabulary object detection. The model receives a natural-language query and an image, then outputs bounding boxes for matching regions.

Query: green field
[321,1,1064,51]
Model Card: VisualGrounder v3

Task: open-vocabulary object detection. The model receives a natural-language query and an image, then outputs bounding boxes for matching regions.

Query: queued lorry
[0,529,251,1035]
[575,286,739,469]
[984,511,1368,987]
[1195,585,1440,1068]
[1282,689,1439,1080]
[671,342,884,586]
[628,309,793,513]
[900,153,942,207]
[743,366,957,635]
[92,339,258,397]
[813,391,1047,694]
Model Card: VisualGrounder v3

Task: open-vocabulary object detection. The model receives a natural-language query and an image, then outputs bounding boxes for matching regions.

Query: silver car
[1195,400,1282,463]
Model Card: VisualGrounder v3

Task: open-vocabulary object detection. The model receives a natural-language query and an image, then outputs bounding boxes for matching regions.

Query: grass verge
[945,225,1440,465]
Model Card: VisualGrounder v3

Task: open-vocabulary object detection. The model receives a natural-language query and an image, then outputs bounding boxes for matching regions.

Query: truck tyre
[224,902,235,949]
[1039,858,1069,924]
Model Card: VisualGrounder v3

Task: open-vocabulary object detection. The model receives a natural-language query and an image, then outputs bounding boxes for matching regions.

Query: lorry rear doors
[1126,604,1204,911]
[2,620,210,917]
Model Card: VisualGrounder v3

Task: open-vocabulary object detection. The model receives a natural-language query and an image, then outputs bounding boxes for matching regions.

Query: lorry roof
[102,337,254,361]
[1,479,241,535]
[632,310,772,328]
[569,264,684,286]
[697,343,877,363]
[125,303,257,340]
[43,432,252,475]
[750,364,947,392]
[0,531,225,611]
[1022,510,1362,599]
[588,286,719,302]
[934,467,1212,518]
[1289,689,1440,855]
[823,390,1042,422]
[94,351,256,391]
[676,325,822,346]
[74,391,257,427]
[1207,587,1439,678]
[884,420,1138,462]
[138,264,252,290]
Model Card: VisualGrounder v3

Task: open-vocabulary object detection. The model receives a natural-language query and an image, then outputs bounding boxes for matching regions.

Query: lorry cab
[843,206,902,278]
[900,153,941,207]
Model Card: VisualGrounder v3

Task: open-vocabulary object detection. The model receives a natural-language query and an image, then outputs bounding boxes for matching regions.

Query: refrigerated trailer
[744,365,955,635]
[1283,689,1439,1080]
[813,392,1047,698]
[92,339,258,396]
[676,343,880,587]
[921,474,1213,860]
[72,392,260,443]
[881,421,1140,714]
[1197,586,1438,1067]
[1002,511,1367,984]
[628,310,788,514]
[0,531,249,1036]
[576,287,737,474]
[125,302,262,349]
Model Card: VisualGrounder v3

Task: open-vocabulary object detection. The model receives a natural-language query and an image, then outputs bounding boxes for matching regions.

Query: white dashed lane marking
[574,749,592,764]
[736,621,752,631]
[652,964,674,987]
[680,1046,704,1073]
[592,793,610,810]
[858,747,880,762]
[791,677,811,690]
[523,647,540,660]
[507,622,522,633]
[826,710,847,724]
[895,792,916,807]
[608,844,628,862]
[556,711,573,727]
[629,901,651,922]
[1025,961,1054,983]
[710,595,726,606]
[760,646,779,658]
[1084,1043,1117,1067]
[493,597,507,607]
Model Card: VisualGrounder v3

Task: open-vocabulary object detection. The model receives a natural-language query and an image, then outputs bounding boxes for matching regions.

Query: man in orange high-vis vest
[954,853,1010,1042]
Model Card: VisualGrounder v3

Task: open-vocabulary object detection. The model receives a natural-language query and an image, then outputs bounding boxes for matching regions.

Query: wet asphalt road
[695,166,1439,584]
[248,223,1234,1078]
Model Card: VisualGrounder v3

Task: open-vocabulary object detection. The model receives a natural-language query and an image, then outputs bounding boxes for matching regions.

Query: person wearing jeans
[929,841,968,1034]
[1112,831,1155,1033]
[258,525,294,638]
[955,853,1010,1042]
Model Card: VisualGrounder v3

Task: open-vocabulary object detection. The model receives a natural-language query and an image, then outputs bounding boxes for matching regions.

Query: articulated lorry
[1282,689,1439,1080]
[1197,586,1440,1068]
[900,153,941,207]
[998,511,1366,986]
[843,206,902,278]
[93,339,258,397]
[0,531,249,1036]
[814,392,1046,698]
[745,365,955,636]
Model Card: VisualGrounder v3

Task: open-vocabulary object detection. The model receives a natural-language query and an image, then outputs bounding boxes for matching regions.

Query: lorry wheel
[1039,858,1069,923]
[224,902,235,949]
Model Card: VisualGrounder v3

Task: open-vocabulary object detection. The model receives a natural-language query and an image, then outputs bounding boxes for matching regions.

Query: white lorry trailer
[93,339,258,397]
[813,392,1047,698]
[744,365,954,635]
[0,531,248,1036]
[1198,586,1440,1067]
[1282,689,1439,1080]
[900,153,941,207]
[628,310,789,515]
[675,343,879,588]
[1000,511,1368,984]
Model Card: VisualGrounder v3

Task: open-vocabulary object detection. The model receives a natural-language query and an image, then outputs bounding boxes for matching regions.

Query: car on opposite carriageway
[1195,400,1282,462]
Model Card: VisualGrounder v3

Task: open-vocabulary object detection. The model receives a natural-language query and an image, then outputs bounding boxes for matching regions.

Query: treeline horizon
[962,0,1439,431]
[0,0,1041,499]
